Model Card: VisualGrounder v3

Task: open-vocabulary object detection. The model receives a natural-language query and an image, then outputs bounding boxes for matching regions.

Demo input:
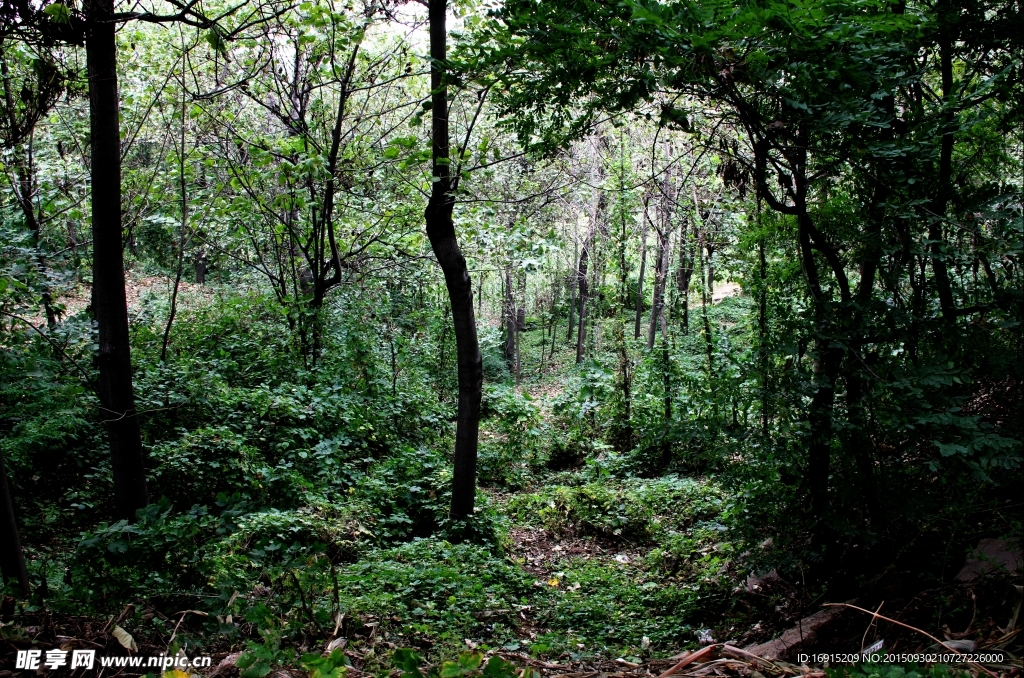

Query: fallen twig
[824,603,997,678]
[721,644,783,672]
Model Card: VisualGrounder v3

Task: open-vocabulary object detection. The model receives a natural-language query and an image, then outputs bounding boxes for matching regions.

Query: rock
[745,569,783,593]
[209,652,242,677]
[956,538,1022,583]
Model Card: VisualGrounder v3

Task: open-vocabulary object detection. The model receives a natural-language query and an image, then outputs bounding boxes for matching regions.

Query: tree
[425,0,483,521]
[480,0,1022,562]
[85,0,149,518]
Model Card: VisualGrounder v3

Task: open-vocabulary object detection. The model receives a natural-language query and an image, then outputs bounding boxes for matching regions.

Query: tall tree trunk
[659,329,672,468]
[646,229,668,350]
[927,36,957,325]
[477,271,485,312]
[698,236,714,375]
[706,243,715,299]
[758,229,769,439]
[195,248,207,284]
[796,209,840,532]
[677,227,693,332]
[647,159,673,349]
[503,267,517,370]
[575,240,590,364]
[567,240,577,344]
[86,0,149,519]
[161,67,189,364]
[633,198,649,338]
[0,452,30,597]
[426,0,483,521]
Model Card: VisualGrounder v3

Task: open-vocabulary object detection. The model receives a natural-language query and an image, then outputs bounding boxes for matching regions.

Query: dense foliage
[0,0,1020,672]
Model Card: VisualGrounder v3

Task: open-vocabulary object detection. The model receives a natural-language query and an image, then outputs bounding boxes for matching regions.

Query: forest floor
[3,275,1021,678]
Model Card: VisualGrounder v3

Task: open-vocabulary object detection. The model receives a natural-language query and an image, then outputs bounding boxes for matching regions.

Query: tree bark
[575,239,590,364]
[86,0,149,519]
[796,209,840,530]
[677,228,693,332]
[634,199,648,339]
[426,0,483,521]
[503,267,517,370]
[758,229,769,438]
[927,36,956,325]
[567,240,577,344]
[647,228,668,350]
[161,65,189,364]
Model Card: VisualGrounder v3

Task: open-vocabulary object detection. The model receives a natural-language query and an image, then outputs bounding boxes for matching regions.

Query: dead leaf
[112,625,138,652]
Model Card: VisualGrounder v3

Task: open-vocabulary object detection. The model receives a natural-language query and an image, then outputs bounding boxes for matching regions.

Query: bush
[506,477,725,543]
[149,426,272,505]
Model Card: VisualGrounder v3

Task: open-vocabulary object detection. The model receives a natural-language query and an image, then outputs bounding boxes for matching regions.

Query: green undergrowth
[504,476,728,541]
[497,476,739,657]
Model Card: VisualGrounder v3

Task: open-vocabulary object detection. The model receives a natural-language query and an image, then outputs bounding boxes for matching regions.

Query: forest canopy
[0,0,1021,672]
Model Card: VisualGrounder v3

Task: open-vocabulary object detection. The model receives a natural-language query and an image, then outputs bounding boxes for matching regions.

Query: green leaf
[43,3,70,23]
[206,28,228,55]
[440,662,465,678]
[393,649,424,678]
[457,653,483,672]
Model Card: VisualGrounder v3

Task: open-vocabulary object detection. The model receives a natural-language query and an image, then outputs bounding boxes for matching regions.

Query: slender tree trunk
[161,68,189,363]
[806,339,842,526]
[706,245,715,300]
[677,228,693,332]
[634,200,649,339]
[613,322,633,450]
[659,330,672,468]
[758,230,770,439]
[647,229,668,350]
[575,240,590,364]
[698,238,714,375]
[426,0,482,521]
[195,249,207,284]
[515,310,523,384]
[0,452,30,597]
[515,273,525,382]
[87,0,149,519]
[927,36,957,325]
[478,271,485,312]
[547,274,560,361]
[795,208,840,532]
[503,268,516,370]
[567,243,577,344]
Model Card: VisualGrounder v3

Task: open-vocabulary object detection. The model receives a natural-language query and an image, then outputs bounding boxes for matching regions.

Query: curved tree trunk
[426,0,483,522]
[86,0,149,520]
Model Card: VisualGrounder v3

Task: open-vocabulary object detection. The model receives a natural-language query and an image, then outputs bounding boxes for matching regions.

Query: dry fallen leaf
[112,625,138,652]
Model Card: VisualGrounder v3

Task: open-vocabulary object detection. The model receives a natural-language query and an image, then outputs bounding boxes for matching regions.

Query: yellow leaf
[547,578,559,587]
[163,671,190,678]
